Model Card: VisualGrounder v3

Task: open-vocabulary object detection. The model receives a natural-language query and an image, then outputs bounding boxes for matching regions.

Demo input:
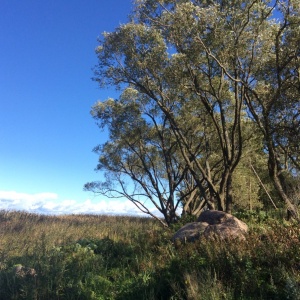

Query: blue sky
[0,0,159,215]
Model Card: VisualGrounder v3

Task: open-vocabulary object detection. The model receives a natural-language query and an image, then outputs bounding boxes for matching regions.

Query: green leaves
[89,0,300,220]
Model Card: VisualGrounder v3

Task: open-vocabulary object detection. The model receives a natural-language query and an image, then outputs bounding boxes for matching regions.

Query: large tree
[87,0,300,223]
[85,90,205,226]
[243,0,300,218]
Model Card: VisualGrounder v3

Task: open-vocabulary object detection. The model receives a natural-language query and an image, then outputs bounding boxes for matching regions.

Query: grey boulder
[172,210,248,243]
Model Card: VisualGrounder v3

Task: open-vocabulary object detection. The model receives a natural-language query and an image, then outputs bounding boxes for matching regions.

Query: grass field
[0,210,300,299]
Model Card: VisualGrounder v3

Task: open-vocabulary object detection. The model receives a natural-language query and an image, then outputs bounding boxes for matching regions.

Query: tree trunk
[226,173,233,213]
[268,144,299,222]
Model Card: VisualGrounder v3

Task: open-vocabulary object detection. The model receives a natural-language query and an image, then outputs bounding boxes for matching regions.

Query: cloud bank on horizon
[0,190,160,216]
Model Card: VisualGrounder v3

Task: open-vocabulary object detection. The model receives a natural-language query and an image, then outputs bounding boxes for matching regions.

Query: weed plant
[0,210,299,299]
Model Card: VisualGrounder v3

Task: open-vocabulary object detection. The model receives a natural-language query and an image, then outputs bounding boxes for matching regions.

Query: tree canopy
[85,0,300,226]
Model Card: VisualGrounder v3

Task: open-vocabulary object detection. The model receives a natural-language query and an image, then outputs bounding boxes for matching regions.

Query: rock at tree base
[172,210,248,243]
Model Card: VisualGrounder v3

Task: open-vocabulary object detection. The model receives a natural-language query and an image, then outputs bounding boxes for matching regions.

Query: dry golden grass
[1,210,300,299]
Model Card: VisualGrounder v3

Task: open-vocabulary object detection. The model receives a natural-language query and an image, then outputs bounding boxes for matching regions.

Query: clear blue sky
[0,0,156,215]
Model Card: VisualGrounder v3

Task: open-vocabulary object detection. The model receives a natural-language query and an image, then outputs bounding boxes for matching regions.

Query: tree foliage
[86,0,300,225]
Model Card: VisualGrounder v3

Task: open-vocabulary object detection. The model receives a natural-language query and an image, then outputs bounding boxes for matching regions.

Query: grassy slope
[0,210,299,299]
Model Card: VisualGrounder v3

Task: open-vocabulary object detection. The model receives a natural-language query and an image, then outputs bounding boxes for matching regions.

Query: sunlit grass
[0,210,300,299]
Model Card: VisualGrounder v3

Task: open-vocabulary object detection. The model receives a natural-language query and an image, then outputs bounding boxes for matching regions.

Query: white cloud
[0,190,162,217]
[0,191,58,211]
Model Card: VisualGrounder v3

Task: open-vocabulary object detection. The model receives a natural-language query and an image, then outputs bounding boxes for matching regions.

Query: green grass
[0,210,300,299]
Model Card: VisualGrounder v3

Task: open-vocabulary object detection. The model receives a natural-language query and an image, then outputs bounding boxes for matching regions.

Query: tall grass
[0,210,299,299]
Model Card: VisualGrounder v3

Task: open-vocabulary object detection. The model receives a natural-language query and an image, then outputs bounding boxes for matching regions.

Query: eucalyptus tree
[242,0,300,217]
[91,0,266,213]
[85,89,205,226]
[135,0,300,213]
[88,0,299,218]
